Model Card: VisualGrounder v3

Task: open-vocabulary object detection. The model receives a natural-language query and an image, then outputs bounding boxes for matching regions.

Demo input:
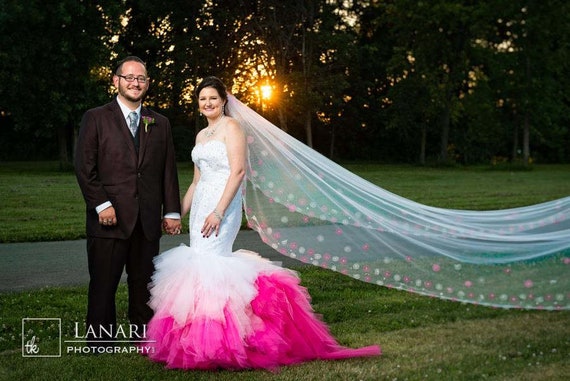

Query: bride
[145,73,570,369]
[144,76,381,370]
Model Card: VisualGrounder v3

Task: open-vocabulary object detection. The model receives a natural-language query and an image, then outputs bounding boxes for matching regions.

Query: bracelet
[213,209,224,221]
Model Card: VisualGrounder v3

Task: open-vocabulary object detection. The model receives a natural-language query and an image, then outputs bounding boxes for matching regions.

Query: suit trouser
[85,219,159,346]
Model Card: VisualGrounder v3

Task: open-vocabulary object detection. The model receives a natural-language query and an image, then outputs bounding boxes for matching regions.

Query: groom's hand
[163,218,181,235]
[99,206,117,226]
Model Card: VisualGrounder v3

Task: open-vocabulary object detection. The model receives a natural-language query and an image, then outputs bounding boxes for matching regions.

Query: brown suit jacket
[75,98,181,241]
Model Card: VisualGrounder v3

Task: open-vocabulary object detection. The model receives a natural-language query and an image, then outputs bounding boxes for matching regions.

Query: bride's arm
[181,164,201,218]
[216,119,246,215]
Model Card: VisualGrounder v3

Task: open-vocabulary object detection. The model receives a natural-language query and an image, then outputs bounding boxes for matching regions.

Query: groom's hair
[114,56,147,75]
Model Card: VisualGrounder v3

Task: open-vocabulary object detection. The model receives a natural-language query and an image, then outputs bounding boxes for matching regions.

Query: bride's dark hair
[195,76,228,104]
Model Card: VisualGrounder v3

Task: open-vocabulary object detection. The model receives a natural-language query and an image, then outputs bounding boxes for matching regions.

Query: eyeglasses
[117,74,148,84]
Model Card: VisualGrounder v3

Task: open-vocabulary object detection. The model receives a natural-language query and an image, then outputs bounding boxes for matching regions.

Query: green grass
[341,163,570,210]
[1,162,569,243]
[1,161,569,380]
[1,269,569,380]
[0,161,195,243]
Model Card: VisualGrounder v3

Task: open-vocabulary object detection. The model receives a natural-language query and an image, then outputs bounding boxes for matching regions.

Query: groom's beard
[118,84,147,103]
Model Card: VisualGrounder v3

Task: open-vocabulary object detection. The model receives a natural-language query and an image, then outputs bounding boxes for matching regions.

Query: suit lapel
[110,100,138,161]
[138,108,151,165]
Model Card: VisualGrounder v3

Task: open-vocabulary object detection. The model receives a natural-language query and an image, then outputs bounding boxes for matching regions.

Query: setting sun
[260,83,272,100]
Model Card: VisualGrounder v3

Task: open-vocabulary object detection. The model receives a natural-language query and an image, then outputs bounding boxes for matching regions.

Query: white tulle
[150,246,281,334]
[145,131,381,370]
[226,94,570,310]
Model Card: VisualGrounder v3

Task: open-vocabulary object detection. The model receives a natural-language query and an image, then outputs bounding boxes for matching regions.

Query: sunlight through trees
[1,0,569,166]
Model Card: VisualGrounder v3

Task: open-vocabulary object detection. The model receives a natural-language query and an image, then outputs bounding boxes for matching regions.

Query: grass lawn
[0,161,569,380]
[1,162,570,243]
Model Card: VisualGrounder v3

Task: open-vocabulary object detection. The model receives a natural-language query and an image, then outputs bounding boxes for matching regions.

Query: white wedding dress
[144,139,380,370]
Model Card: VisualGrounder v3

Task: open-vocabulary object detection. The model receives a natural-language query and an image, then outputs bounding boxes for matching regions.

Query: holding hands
[163,218,182,235]
[99,208,182,235]
[99,206,117,226]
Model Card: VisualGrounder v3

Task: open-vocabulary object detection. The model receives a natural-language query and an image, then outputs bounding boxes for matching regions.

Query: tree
[378,1,493,164]
[2,0,568,165]
[486,0,570,165]
[0,0,122,168]
[234,0,359,150]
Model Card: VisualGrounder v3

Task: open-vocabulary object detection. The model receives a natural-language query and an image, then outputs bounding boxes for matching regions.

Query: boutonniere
[142,116,155,133]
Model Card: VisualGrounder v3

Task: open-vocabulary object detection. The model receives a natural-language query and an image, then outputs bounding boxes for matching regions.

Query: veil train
[227,94,570,310]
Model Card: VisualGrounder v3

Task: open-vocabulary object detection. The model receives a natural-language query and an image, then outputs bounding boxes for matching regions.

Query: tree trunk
[329,124,335,160]
[277,107,288,132]
[439,106,450,163]
[522,55,531,166]
[511,121,519,162]
[57,123,71,170]
[523,111,530,165]
[305,110,313,148]
[72,125,78,165]
[419,124,426,165]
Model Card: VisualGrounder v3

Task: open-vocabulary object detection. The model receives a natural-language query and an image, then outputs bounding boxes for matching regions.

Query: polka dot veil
[227,94,570,310]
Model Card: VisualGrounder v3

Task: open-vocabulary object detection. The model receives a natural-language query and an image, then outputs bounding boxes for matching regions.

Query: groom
[74,56,181,347]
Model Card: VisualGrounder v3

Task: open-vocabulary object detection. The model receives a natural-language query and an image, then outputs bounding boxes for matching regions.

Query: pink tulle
[145,271,380,370]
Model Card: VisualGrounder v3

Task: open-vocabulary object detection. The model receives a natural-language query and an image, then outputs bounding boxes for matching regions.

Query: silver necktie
[128,111,138,137]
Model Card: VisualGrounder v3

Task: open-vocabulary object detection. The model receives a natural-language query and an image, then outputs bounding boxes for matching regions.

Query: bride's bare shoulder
[224,117,243,134]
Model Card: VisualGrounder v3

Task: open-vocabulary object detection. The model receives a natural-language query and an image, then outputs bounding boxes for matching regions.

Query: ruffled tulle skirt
[144,244,381,370]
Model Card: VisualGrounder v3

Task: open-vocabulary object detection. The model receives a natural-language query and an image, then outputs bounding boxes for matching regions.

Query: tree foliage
[0,0,121,166]
[1,0,569,166]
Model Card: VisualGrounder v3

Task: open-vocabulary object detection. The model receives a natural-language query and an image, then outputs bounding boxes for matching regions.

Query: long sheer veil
[226,94,570,310]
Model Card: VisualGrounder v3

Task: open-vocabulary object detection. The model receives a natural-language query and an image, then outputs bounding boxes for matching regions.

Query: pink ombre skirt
[144,246,381,370]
